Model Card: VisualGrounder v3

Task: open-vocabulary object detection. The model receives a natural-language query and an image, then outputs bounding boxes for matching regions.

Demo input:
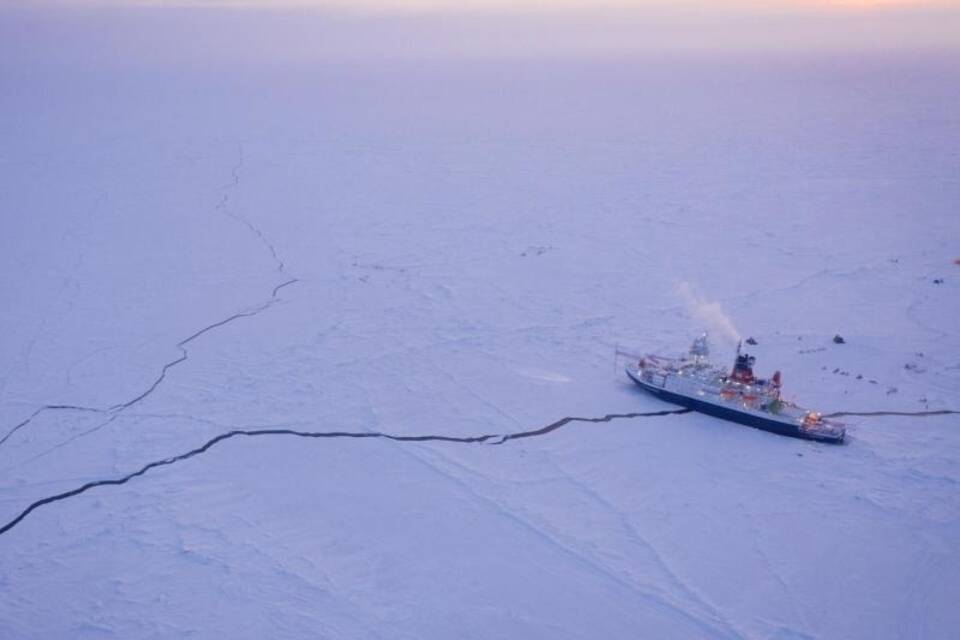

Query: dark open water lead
[0,408,690,537]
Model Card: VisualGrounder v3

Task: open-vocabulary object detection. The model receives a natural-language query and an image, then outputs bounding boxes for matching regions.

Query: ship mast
[688,333,710,365]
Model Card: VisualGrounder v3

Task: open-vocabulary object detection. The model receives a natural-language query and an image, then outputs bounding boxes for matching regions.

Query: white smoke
[676,281,741,346]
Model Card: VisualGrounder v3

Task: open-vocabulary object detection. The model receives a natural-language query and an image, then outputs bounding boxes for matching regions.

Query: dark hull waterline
[627,369,845,444]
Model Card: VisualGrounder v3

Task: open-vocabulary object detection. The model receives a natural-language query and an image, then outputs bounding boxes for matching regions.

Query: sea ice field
[1,4,959,638]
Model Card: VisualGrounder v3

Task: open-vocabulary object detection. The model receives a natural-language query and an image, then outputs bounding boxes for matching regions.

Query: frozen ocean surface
[1,4,959,638]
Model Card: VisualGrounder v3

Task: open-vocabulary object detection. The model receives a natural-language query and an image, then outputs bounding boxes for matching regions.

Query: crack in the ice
[217,145,287,274]
[823,409,957,418]
[22,413,124,466]
[0,279,298,451]
[111,277,299,415]
[0,405,105,447]
[0,148,298,451]
[0,409,691,536]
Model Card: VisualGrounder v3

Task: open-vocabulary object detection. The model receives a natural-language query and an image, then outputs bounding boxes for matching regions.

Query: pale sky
[23,0,960,9]
[4,0,959,67]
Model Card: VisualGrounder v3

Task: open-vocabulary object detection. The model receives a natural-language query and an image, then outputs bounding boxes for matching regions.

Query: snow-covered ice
[1,4,959,638]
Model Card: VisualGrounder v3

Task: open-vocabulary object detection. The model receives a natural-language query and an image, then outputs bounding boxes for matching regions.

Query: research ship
[626,335,845,443]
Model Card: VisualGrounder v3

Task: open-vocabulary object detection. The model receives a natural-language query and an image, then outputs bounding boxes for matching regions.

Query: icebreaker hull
[626,365,845,444]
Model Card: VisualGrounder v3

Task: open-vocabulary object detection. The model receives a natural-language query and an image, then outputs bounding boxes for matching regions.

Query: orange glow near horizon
[8,0,959,61]
[30,0,960,9]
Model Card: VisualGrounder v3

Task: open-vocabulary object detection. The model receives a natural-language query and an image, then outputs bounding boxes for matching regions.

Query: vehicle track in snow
[0,409,691,537]
[425,356,747,636]
[411,428,749,639]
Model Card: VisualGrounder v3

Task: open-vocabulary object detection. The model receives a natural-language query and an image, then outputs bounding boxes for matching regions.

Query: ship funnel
[730,349,756,383]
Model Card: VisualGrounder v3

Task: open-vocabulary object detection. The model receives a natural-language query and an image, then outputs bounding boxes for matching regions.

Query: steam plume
[677,282,741,345]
